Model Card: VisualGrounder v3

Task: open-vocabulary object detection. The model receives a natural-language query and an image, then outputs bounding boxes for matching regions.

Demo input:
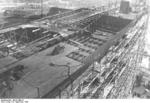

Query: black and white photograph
[0,0,149,101]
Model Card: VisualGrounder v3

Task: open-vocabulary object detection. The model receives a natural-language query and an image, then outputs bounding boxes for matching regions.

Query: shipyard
[0,0,149,99]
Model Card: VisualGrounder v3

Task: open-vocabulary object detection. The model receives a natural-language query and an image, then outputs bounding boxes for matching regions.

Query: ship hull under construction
[0,0,148,99]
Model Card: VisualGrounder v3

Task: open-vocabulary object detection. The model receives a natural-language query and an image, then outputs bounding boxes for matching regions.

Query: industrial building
[0,0,149,99]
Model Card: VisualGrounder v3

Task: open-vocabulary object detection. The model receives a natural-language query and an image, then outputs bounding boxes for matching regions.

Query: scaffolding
[53,6,148,99]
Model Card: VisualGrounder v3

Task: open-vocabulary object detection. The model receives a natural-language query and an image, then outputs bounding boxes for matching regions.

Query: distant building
[120,0,131,14]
